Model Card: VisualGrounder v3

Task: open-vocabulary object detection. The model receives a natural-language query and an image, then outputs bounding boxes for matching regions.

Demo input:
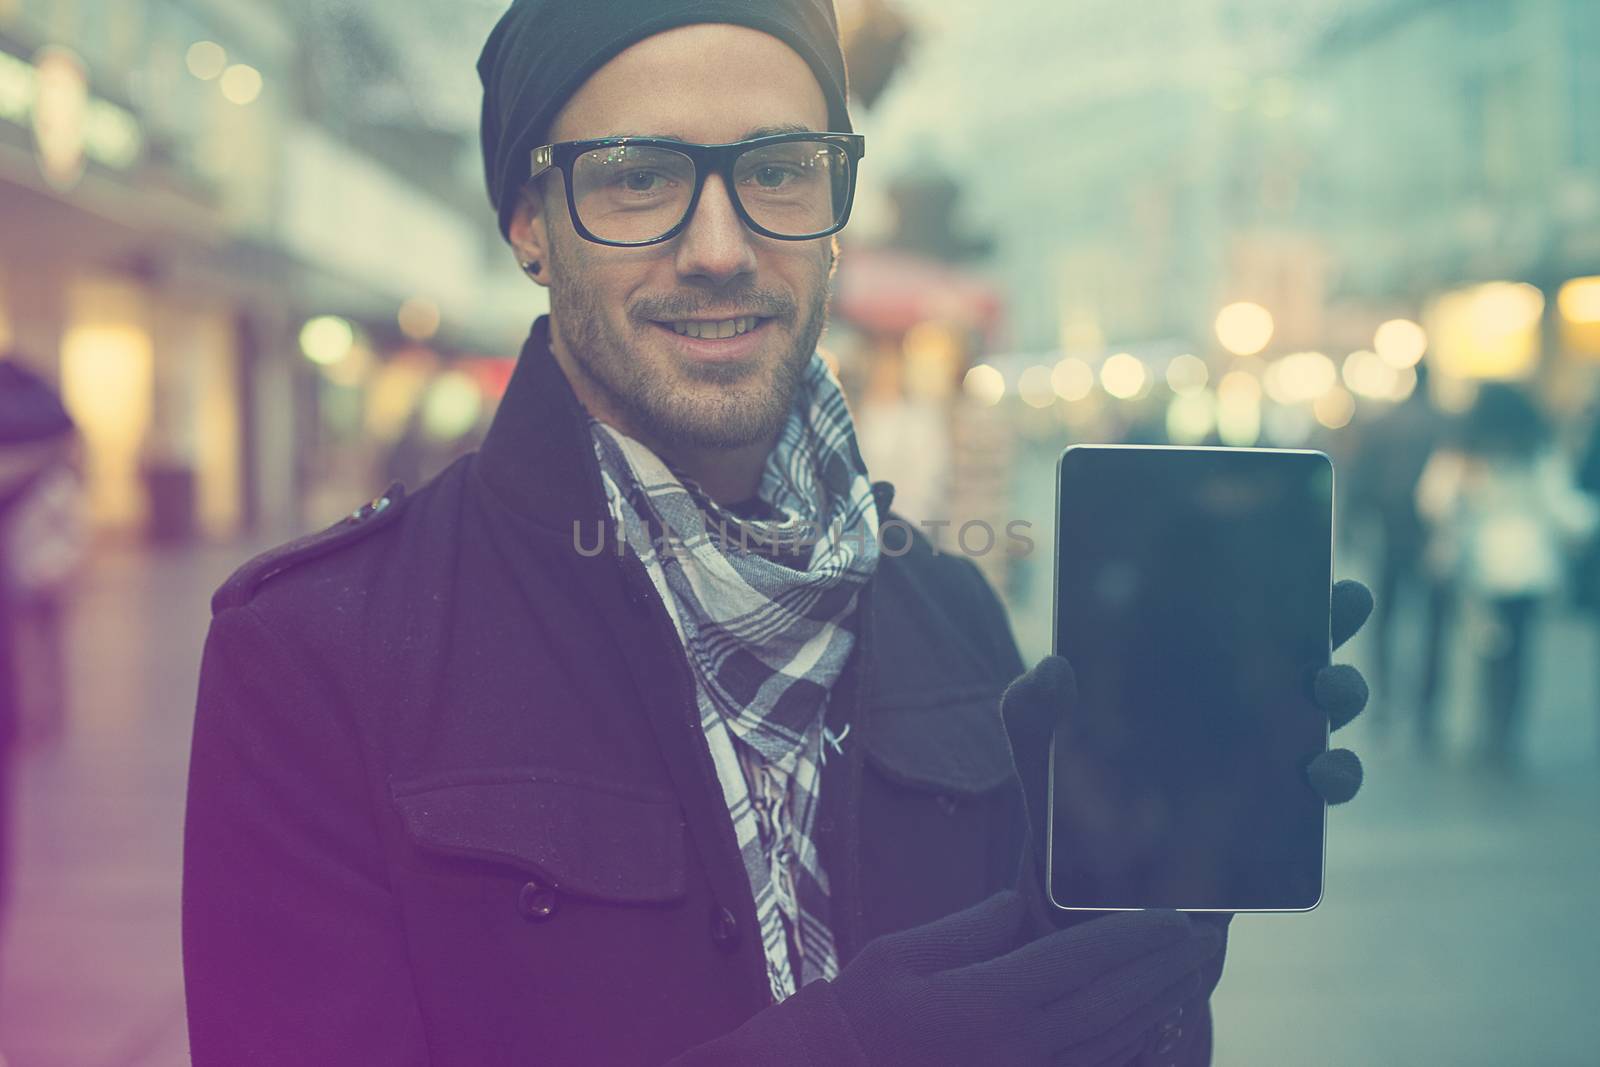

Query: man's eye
[621,170,666,192]
[752,165,795,188]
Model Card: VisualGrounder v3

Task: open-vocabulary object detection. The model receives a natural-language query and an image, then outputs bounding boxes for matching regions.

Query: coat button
[517,880,558,921]
[710,905,741,951]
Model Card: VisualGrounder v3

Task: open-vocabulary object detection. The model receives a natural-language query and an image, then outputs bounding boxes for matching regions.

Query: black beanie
[477,0,852,241]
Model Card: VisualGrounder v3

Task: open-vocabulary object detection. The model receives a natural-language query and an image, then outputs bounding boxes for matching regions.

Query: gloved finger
[954,909,1196,1003]
[1002,655,1078,748]
[1064,997,1192,1067]
[1306,748,1363,804]
[1331,579,1374,651]
[1037,930,1217,1051]
[1313,663,1369,732]
[1001,657,1079,880]
[902,890,1029,973]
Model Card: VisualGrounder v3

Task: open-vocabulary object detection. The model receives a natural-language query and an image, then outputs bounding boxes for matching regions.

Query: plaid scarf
[590,351,880,1002]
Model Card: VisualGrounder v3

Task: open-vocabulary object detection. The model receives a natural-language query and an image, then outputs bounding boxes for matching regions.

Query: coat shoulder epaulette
[210,482,408,617]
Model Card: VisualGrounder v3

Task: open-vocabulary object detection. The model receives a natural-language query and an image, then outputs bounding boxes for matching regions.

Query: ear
[507,185,553,286]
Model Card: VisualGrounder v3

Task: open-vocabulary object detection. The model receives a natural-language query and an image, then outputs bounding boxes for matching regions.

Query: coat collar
[476,316,613,538]
[476,315,896,532]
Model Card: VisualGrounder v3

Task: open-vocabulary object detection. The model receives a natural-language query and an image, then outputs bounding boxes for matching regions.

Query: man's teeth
[670,317,758,339]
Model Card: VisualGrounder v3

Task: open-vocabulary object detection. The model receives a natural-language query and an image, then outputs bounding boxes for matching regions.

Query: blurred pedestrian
[1348,362,1443,728]
[1415,384,1598,767]
[1573,395,1600,754]
[0,353,79,950]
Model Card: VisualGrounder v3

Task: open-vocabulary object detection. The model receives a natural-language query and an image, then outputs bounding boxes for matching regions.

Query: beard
[546,239,830,452]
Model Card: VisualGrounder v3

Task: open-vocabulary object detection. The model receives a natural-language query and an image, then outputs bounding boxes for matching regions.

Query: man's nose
[673,174,758,284]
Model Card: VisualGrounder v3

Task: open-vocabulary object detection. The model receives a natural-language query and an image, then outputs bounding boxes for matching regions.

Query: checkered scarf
[590,351,880,1001]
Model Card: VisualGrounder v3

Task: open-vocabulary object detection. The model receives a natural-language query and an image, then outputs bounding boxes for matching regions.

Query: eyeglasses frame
[527,131,866,248]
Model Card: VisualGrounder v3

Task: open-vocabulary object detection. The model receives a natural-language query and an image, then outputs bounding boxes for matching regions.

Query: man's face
[511,24,836,453]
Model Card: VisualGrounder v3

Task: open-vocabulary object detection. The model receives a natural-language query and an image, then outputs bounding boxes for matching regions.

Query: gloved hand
[830,889,1224,1067]
[1001,577,1375,888]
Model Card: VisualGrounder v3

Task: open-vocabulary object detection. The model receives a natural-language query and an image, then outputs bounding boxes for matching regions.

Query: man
[1346,361,1440,733]
[182,2,1371,1064]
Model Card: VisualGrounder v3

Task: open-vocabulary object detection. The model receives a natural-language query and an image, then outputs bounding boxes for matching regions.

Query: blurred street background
[3,0,1600,1063]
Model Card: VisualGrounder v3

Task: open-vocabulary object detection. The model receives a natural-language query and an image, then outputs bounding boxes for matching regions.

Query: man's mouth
[663,316,763,339]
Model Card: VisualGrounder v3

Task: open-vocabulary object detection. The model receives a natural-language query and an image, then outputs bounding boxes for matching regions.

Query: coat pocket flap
[390,772,687,904]
[861,687,1017,795]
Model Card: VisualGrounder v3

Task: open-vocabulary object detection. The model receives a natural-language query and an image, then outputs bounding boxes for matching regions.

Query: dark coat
[182,317,1213,1065]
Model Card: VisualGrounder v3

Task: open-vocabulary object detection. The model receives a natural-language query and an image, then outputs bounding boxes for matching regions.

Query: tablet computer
[1046,444,1334,912]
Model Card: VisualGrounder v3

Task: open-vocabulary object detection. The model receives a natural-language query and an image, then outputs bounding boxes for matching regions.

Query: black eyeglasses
[527,132,865,247]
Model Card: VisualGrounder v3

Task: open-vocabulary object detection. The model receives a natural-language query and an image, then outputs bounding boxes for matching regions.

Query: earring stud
[519,259,541,277]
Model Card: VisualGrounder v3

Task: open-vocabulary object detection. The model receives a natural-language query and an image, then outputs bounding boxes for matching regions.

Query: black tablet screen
[1049,445,1333,912]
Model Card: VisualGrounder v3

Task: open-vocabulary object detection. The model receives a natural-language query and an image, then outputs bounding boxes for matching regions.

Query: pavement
[0,540,243,1067]
[0,540,1597,1065]
[1213,578,1600,1066]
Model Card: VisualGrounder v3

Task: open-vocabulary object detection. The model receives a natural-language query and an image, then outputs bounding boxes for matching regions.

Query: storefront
[0,24,337,544]
[0,35,275,543]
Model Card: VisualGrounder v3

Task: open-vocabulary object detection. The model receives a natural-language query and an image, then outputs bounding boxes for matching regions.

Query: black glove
[830,889,1223,1067]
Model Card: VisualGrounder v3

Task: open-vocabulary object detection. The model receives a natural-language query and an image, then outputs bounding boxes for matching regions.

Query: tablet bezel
[1045,443,1334,913]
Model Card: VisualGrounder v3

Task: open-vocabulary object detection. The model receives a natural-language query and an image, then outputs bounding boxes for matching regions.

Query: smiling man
[181,2,1371,1065]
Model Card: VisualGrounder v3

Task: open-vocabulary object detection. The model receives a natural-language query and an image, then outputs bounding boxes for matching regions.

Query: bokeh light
[1216,370,1262,446]
[1313,386,1356,429]
[1050,356,1095,401]
[1166,390,1215,444]
[298,315,355,366]
[1018,365,1055,408]
[398,297,441,342]
[421,371,483,440]
[1263,351,1337,405]
[963,363,1005,406]
[1099,352,1147,399]
[61,323,154,524]
[1215,302,1274,357]
[1343,349,1400,399]
[1374,318,1427,368]
[1473,281,1546,333]
[1165,353,1209,394]
[185,41,226,81]
[1558,276,1600,324]
[220,63,263,105]
[1427,281,1544,380]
